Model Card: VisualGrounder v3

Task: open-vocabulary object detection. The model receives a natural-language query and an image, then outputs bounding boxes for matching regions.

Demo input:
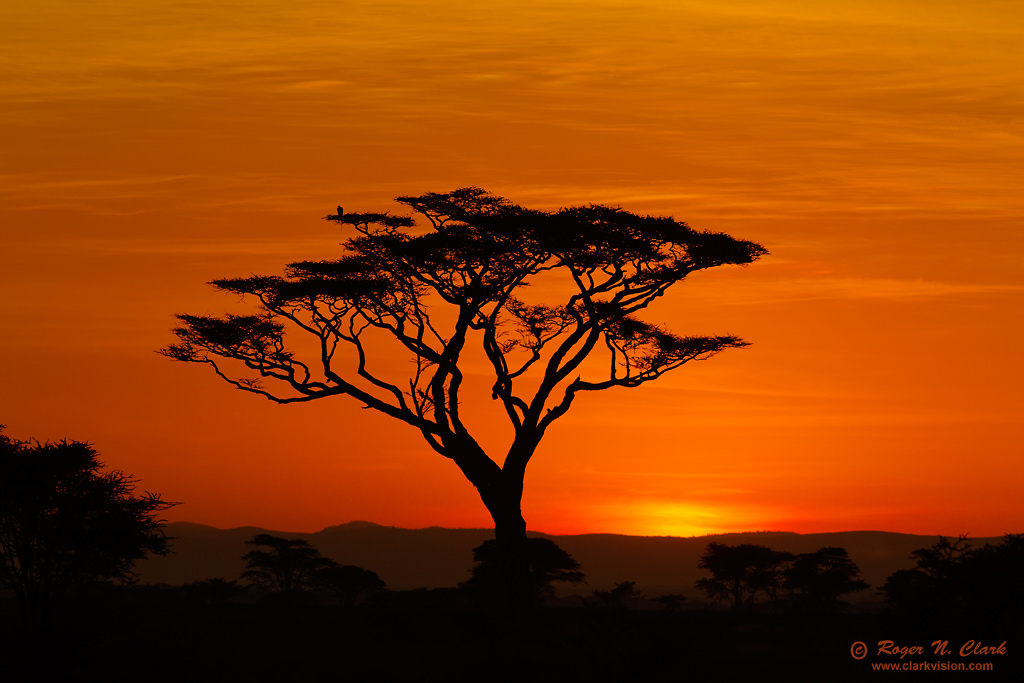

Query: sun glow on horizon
[575,499,793,538]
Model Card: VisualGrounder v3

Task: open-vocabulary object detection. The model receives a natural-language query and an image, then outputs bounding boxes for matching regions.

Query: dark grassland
[3,586,1018,682]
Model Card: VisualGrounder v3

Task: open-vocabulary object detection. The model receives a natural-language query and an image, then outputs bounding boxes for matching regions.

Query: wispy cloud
[688,275,1024,305]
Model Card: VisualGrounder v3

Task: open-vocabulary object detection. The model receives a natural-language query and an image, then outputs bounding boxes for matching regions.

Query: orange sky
[2,0,1022,537]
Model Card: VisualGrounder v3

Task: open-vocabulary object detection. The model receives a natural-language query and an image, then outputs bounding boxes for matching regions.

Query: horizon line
[164,520,1016,541]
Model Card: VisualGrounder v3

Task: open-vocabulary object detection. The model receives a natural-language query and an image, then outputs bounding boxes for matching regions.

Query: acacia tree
[784,546,868,610]
[241,533,335,595]
[316,564,386,606]
[161,187,766,606]
[695,542,793,610]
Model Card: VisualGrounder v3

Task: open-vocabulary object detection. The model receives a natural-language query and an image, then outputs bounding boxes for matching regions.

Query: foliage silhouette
[695,542,792,610]
[592,580,645,611]
[316,563,385,606]
[179,577,244,604]
[0,426,174,625]
[241,533,335,596]
[161,187,767,609]
[240,533,384,606]
[882,534,1024,623]
[653,593,687,611]
[783,546,868,611]
[462,537,585,606]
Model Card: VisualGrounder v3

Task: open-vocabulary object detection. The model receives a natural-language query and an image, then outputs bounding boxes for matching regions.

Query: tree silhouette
[907,534,973,581]
[240,533,335,595]
[316,564,385,606]
[0,427,174,625]
[653,593,686,611]
[179,577,244,605]
[783,546,868,610]
[881,535,973,616]
[695,542,792,610]
[592,580,645,611]
[882,534,1023,623]
[462,537,585,606]
[161,187,767,608]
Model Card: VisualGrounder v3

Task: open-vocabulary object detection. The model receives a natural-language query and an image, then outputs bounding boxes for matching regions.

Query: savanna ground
[2,586,1018,682]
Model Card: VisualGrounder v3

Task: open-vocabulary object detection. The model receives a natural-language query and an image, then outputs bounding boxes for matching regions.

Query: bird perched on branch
[337,205,344,217]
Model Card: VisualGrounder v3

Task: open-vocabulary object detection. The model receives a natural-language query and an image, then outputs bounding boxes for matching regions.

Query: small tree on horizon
[161,187,767,609]
[784,546,868,610]
[316,564,386,606]
[592,580,645,612]
[695,542,792,610]
[240,533,335,595]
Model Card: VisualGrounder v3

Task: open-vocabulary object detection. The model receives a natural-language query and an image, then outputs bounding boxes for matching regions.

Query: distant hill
[135,522,1004,602]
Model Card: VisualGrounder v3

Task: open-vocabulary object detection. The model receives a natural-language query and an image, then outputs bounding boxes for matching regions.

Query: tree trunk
[477,473,533,620]
[450,443,534,619]
[491,498,531,617]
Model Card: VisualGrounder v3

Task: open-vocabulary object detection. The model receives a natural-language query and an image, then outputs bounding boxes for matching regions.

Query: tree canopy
[162,188,766,448]
[240,533,335,595]
[882,534,1024,623]
[0,427,174,624]
[462,537,585,604]
[784,547,868,609]
[696,542,868,612]
[695,542,792,610]
[316,563,386,606]
[240,533,385,605]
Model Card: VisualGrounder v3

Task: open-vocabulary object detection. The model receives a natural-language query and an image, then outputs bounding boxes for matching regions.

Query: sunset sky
[2,0,1021,537]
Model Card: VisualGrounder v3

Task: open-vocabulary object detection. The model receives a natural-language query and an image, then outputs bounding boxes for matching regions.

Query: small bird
[337,205,344,217]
